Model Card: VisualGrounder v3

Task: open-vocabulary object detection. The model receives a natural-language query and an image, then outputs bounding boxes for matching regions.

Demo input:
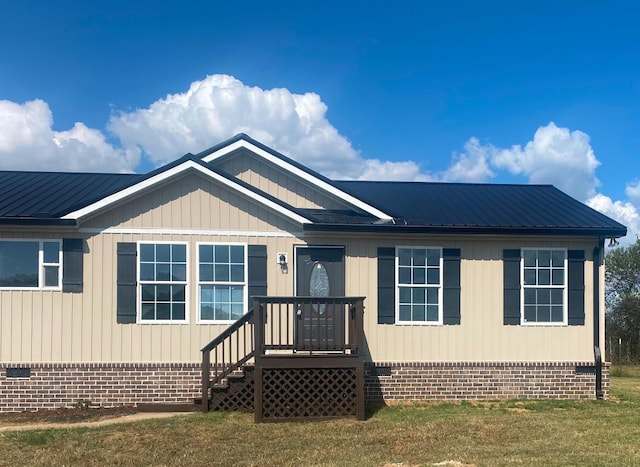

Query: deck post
[254,299,264,422]
[355,298,365,355]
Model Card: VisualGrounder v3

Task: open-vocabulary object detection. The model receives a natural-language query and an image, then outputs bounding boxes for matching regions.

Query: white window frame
[137,241,189,324]
[0,239,62,291]
[520,248,568,326]
[197,242,248,324]
[395,246,443,326]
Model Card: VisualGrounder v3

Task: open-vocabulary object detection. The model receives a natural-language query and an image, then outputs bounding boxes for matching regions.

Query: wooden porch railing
[200,296,365,412]
[253,296,365,356]
[200,309,255,412]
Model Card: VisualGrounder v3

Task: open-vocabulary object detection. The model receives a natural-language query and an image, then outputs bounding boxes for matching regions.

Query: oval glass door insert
[309,262,330,314]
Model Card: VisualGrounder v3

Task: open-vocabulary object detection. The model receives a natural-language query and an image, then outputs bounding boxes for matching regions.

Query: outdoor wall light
[277,252,288,272]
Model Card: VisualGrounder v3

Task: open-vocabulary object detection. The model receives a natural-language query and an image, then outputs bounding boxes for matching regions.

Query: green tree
[606,238,640,363]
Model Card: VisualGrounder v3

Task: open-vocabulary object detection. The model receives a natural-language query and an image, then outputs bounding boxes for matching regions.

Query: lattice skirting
[259,368,358,421]
[210,367,255,412]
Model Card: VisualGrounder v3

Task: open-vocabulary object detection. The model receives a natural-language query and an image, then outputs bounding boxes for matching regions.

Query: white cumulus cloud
[587,193,639,245]
[108,74,427,181]
[0,99,138,172]
[624,180,640,204]
[491,122,600,201]
[441,137,495,182]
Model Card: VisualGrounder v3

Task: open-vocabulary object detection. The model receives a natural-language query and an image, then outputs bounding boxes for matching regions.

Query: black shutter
[116,242,137,324]
[503,249,521,325]
[377,247,396,324]
[567,249,585,325]
[62,238,83,293]
[442,248,461,325]
[247,245,267,307]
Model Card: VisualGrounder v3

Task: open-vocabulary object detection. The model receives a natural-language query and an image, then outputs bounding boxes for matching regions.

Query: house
[0,134,627,420]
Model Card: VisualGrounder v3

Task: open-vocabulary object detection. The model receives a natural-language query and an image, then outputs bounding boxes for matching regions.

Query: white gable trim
[61,160,312,224]
[202,139,394,221]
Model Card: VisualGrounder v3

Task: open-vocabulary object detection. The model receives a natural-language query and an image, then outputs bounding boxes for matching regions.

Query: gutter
[303,223,627,238]
[593,236,605,399]
[0,218,77,227]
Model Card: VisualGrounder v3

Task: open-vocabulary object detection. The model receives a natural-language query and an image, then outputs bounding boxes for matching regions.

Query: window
[138,243,187,322]
[0,240,61,289]
[198,243,246,322]
[522,249,566,324]
[396,247,442,324]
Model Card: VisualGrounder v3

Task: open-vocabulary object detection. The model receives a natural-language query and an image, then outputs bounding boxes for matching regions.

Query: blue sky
[1,1,639,239]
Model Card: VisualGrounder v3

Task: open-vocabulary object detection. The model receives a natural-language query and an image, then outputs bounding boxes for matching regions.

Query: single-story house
[0,134,627,420]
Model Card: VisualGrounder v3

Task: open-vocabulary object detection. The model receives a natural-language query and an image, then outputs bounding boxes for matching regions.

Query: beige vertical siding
[217,150,350,209]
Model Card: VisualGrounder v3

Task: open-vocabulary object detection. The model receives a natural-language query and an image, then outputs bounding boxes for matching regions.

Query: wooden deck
[201,297,366,421]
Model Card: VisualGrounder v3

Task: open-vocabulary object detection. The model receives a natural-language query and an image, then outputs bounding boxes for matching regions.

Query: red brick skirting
[365,361,609,401]
[0,361,608,412]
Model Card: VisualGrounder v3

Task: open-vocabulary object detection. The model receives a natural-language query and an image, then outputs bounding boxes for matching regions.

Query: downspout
[593,236,605,399]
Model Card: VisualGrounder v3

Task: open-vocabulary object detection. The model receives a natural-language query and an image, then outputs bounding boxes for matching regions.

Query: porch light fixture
[277,252,288,272]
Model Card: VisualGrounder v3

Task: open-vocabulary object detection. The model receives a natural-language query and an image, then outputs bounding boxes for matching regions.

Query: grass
[1,368,640,466]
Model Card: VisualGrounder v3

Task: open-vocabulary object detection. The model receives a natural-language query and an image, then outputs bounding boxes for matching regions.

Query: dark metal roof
[0,133,627,237]
[326,181,627,237]
[0,171,144,222]
[296,209,382,225]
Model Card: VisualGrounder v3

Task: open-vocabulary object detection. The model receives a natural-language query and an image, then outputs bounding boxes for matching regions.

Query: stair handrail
[201,307,256,412]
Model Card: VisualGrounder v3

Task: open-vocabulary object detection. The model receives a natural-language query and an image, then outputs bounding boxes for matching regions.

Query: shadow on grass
[364,401,388,419]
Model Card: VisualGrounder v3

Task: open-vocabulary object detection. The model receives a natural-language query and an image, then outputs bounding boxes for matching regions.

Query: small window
[522,249,566,324]
[198,243,247,322]
[138,242,188,323]
[396,247,442,324]
[0,240,61,289]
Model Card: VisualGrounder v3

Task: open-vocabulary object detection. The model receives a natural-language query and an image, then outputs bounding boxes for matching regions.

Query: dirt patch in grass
[0,406,138,425]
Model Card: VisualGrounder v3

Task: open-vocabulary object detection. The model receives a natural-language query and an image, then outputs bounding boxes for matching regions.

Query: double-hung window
[139,242,187,322]
[522,249,566,324]
[0,240,61,289]
[397,247,442,324]
[198,243,246,322]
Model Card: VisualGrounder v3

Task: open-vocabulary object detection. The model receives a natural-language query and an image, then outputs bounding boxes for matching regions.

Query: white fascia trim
[78,227,301,238]
[62,160,312,225]
[203,139,394,221]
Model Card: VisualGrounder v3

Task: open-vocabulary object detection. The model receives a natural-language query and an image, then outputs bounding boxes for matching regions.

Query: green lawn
[1,367,639,466]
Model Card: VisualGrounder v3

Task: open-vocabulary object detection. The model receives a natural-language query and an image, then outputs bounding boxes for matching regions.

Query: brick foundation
[365,361,609,401]
[0,363,202,412]
[0,361,608,412]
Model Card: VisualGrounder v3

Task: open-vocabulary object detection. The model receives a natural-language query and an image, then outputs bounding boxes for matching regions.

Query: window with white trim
[397,247,442,324]
[198,243,246,322]
[139,243,187,322]
[522,249,566,324]
[0,240,61,289]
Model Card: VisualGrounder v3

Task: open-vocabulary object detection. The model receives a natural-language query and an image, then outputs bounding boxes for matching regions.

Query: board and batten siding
[216,150,350,210]
[1,230,603,364]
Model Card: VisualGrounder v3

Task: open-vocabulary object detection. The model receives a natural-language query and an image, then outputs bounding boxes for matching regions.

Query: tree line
[606,238,640,363]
